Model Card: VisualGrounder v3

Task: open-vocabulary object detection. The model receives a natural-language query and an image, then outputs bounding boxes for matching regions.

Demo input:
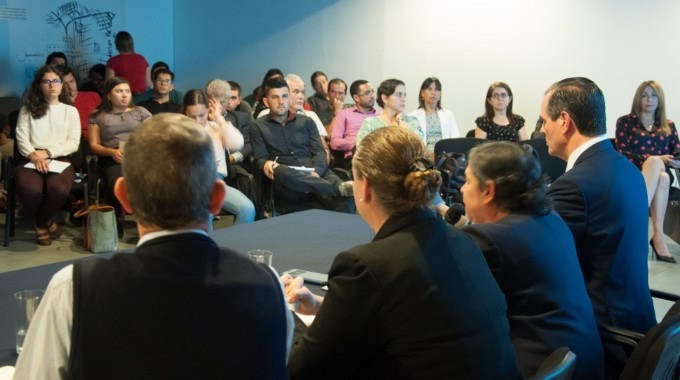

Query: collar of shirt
[137,228,209,247]
[351,105,376,115]
[266,110,295,125]
[566,134,608,171]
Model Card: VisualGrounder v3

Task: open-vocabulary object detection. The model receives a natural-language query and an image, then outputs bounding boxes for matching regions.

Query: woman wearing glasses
[475,82,527,142]
[15,65,81,245]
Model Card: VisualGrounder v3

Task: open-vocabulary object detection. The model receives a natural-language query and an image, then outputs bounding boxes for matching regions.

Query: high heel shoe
[650,239,677,263]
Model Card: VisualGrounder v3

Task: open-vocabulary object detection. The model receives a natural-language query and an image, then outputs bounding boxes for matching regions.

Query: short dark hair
[261,68,283,87]
[350,80,368,97]
[468,142,551,216]
[263,77,289,96]
[114,31,134,53]
[545,77,606,137]
[484,82,515,125]
[151,61,169,74]
[153,68,174,82]
[376,78,405,108]
[88,63,106,78]
[45,52,67,66]
[328,78,347,94]
[227,80,242,96]
[54,64,74,78]
[418,77,442,110]
[310,71,327,87]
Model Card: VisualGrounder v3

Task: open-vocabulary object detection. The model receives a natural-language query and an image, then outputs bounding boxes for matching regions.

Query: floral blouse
[475,115,525,142]
[615,113,680,169]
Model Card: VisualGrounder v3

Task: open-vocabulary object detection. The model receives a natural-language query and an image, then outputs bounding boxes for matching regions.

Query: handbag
[72,179,118,253]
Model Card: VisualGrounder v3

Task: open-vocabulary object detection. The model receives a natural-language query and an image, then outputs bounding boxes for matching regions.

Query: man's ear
[262,96,270,109]
[560,111,573,135]
[209,180,227,215]
[482,180,496,206]
[113,177,133,214]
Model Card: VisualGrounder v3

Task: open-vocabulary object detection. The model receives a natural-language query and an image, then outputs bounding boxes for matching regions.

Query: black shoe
[650,239,677,263]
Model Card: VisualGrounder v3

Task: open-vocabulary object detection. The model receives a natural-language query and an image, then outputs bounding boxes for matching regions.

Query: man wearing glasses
[138,68,182,115]
[329,80,377,168]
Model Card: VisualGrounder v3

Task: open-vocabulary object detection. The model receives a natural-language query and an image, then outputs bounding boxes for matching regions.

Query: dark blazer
[288,209,520,380]
[463,211,604,380]
[225,110,253,158]
[549,140,656,333]
[68,233,289,379]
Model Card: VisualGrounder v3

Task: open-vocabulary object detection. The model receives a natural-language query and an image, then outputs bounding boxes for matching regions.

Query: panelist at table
[284,126,519,379]
[13,114,293,379]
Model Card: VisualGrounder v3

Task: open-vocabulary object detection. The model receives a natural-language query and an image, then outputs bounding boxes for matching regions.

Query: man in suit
[13,114,293,379]
[540,77,656,374]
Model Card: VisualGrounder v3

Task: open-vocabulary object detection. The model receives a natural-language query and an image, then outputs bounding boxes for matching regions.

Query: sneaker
[338,181,354,197]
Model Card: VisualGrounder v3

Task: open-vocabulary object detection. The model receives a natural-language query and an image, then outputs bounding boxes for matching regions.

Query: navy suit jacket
[549,140,656,333]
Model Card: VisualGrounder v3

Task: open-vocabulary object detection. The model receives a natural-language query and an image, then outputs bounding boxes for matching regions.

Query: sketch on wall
[45,2,116,81]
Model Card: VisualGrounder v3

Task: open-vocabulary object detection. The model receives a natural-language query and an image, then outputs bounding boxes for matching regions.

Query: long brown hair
[23,65,71,119]
[484,81,515,125]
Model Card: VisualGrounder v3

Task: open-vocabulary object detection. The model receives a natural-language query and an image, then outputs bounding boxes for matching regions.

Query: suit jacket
[549,140,656,333]
[225,110,253,158]
[464,212,603,380]
[68,233,289,379]
[288,209,519,380]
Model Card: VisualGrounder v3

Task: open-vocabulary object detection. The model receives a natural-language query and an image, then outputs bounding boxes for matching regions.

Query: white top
[12,230,294,380]
[565,135,608,171]
[204,119,244,177]
[258,108,328,137]
[16,103,81,158]
[408,108,460,141]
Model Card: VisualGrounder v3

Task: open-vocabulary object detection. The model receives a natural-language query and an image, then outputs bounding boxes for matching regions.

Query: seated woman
[461,142,604,379]
[475,82,527,142]
[15,65,80,245]
[615,80,678,263]
[88,77,151,233]
[284,127,519,379]
[408,76,460,151]
[183,90,254,224]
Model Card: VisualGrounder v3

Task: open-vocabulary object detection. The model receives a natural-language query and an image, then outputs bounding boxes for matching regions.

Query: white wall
[174,0,680,136]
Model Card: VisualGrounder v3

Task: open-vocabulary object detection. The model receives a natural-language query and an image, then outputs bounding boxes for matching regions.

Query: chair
[618,313,680,380]
[434,138,486,205]
[528,347,577,380]
[520,139,566,183]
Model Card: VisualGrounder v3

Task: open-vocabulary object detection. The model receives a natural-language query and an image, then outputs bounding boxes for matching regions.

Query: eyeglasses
[491,93,509,100]
[359,90,375,97]
[156,79,173,85]
[40,79,63,86]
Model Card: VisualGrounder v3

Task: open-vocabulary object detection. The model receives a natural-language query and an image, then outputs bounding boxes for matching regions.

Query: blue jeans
[222,185,256,224]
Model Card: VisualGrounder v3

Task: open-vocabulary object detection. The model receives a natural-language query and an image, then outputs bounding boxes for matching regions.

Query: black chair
[618,313,680,380]
[520,139,566,183]
[434,137,487,159]
[528,347,577,380]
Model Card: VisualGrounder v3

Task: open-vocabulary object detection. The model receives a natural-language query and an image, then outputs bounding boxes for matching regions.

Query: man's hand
[263,160,279,180]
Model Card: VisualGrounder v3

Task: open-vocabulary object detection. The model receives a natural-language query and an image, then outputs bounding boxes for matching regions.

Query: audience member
[251,68,284,118]
[408,76,460,151]
[250,77,353,212]
[615,80,678,263]
[135,61,184,104]
[475,82,527,142]
[357,78,423,145]
[307,71,330,115]
[13,113,292,379]
[79,63,106,96]
[14,65,80,245]
[329,80,377,166]
[540,77,657,376]
[105,31,152,101]
[227,80,253,115]
[0,123,12,159]
[322,77,349,131]
[461,141,603,379]
[205,79,252,166]
[138,68,183,115]
[88,77,152,234]
[285,126,519,379]
[57,65,101,140]
[258,74,331,162]
[45,52,67,67]
[183,89,255,224]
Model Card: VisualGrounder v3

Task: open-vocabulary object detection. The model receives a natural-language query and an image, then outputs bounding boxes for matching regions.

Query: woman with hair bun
[284,126,519,379]
[461,141,603,379]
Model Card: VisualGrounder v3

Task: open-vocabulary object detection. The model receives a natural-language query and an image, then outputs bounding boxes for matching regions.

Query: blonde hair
[631,81,670,134]
[353,126,441,215]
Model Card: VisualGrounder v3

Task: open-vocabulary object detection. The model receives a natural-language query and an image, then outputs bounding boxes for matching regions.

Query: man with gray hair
[205,78,253,166]
[13,114,293,379]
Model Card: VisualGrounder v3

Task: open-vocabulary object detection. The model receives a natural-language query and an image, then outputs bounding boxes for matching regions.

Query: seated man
[307,71,330,118]
[135,61,184,104]
[251,77,354,213]
[138,68,183,115]
[228,80,254,116]
[323,78,350,134]
[57,65,101,140]
[329,80,377,167]
[12,113,293,379]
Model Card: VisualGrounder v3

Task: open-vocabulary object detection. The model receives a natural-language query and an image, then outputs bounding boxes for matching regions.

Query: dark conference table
[0,209,373,366]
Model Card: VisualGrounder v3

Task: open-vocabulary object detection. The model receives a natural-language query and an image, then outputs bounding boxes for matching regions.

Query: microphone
[445,203,468,228]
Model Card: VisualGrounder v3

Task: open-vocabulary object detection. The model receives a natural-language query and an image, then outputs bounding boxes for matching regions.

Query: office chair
[618,313,680,380]
[528,347,577,380]
[520,139,566,183]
